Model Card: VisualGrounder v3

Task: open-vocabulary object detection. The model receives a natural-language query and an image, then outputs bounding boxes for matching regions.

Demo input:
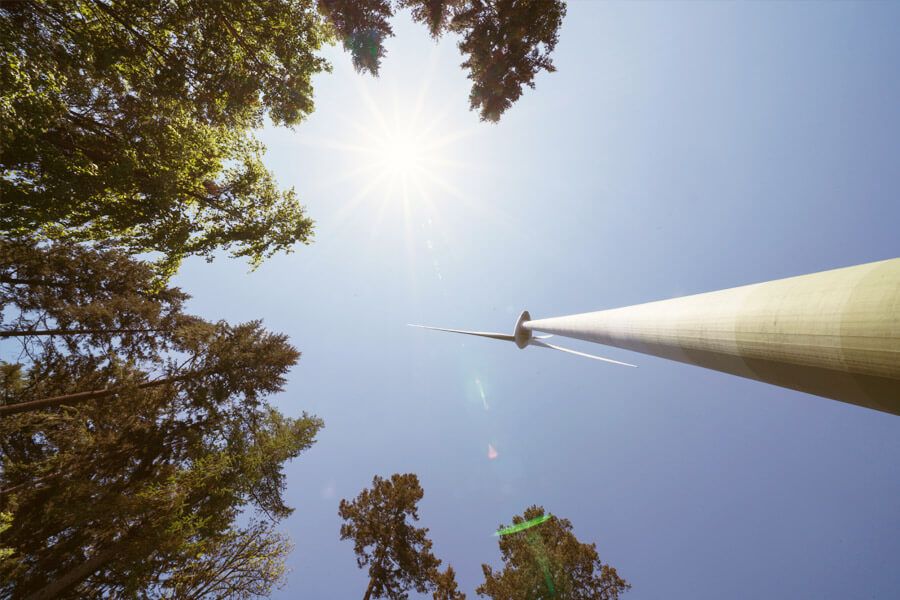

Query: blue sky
[174,3,900,598]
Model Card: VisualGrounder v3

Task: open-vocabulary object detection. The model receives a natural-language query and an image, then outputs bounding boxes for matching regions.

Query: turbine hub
[514,310,532,349]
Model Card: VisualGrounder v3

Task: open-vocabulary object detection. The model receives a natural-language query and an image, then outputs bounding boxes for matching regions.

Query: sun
[298,67,498,243]
[374,125,429,180]
[345,93,462,202]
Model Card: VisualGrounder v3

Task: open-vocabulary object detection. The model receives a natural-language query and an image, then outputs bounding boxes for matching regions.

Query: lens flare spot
[321,480,337,500]
[488,443,499,460]
[475,377,488,410]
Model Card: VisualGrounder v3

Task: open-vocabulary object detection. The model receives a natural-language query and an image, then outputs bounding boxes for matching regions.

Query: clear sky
[174,3,900,598]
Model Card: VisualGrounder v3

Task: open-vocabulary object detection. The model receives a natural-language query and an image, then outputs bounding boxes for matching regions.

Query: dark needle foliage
[340,473,453,600]
[450,0,567,122]
[477,506,630,600]
[433,565,467,600]
[0,242,322,598]
[319,0,567,122]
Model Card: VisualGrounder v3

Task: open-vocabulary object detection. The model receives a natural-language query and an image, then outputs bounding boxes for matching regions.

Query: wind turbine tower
[414,258,900,416]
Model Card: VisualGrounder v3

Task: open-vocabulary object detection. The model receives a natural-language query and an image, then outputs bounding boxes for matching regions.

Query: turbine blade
[408,324,515,342]
[529,339,637,367]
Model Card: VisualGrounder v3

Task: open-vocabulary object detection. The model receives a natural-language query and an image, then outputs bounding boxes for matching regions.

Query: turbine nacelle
[409,310,637,368]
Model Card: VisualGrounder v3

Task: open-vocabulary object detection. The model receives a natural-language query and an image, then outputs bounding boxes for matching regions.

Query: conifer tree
[433,565,467,600]
[477,506,630,600]
[339,473,446,600]
[0,244,322,597]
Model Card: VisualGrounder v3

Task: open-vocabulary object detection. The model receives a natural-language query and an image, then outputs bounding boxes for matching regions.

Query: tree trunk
[0,376,183,417]
[0,275,55,287]
[363,575,376,600]
[0,472,58,496]
[0,327,158,338]
[24,534,131,600]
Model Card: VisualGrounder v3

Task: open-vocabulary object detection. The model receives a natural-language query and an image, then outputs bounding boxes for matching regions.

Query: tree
[0,407,320,598]
[318,0,567,122]
[1,2,567,277]
[477,506,630,600]
[0,244,323,597]
[319,0,394,75]
[1,0,328,275]
[0,512,14,564]
[450,0,567,122]
[339,473,443,600]
[401,0,466,38]
[0,326,322,597]
[148,520,293,599]
[433,565,467,600]
[1,238,195,363]
[0,347,321,597]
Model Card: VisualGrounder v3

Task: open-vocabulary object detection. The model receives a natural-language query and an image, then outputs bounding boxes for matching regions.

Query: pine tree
[433,565,467,600]
[477,506,630,600]
[0,245,322,597]
[339,473,444,600]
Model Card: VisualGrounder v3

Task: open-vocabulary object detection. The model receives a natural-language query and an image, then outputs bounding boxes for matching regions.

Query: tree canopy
[147,520,294,600]
[0,0,327,276]
[433,565,467,600]
[0,241,322,597]
[339,473,461,600]
[0,237,196,363]
[1,1,566,276]
[321,0,567,121]
[477,506,630,600]
[451,0,567,122]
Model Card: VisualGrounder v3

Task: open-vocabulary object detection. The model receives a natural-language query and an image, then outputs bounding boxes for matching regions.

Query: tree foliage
[450,0,567,122]
[339,473,445,600]
[433,565,467,600]
[477,506,630,600]
[0,0,329,275]
[0,238,195,362]
[319,0,565,121]
[320,0,394,75]
[1,1,566,276]
[148,520,294,600]
[0,241,321,598]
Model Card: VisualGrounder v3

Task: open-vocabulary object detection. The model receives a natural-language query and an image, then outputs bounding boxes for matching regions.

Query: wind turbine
[412,258,900,416]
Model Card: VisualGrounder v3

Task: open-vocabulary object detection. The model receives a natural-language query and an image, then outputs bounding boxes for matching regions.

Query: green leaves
[1,0,567,275]
[0,0,328,275]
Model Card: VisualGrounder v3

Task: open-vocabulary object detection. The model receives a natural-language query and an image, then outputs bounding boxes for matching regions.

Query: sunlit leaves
[0,0,327,275]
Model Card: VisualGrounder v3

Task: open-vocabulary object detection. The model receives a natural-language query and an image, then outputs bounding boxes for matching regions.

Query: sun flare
[300,68,503,247]
[348,99,463,203]
[375,126,429,180]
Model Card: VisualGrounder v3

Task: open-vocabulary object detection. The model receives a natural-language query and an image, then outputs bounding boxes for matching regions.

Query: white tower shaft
[525,258,900,415]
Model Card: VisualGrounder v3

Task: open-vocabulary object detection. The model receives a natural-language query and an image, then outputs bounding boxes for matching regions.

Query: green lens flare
[494,514,552,537]
[528,530,556,597]
[542,564,556,596]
